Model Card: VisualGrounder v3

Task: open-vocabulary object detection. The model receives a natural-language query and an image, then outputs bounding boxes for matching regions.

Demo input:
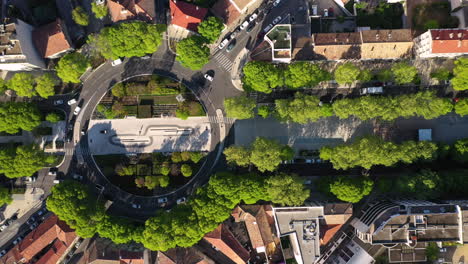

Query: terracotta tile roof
[18,214,76,262]
[313,45,361,60]
[430,29,468,54]
[320,224,342,246]
[32,19,72,58]
[361,29,412,43]
[204,224,250,264]
[313,32,361,45]
[231,0,251,11]
[35,239,67,264]
[244,214,265,250]
[170,0,208,32]
[156,252,176,264]
[107,0,152,23]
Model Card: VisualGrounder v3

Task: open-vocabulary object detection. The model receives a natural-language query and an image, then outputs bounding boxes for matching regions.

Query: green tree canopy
[391,62,418,84]
[198,16,224,43]
[223,145,251,167]
[266,173,309,206]
[224,96,256,119]
[275,93,333,124]
[181,164,192,177]
[72,6,89,26]
[56,53,91,83]
[320,136,438,170]
[242,61,283,93]
[376,69,393,82]
[334,63,360,85]
[452,57,468,91]
[0,186,12,206]
[357,69,373,82]
[8,73,35,97]
[453,138,468,162]
[91,22,166,59]
[430,68,451,81]
[45,112,62,123]
[0,144,56,178]
[257,105,271,118]
[35,73,56,98]
[455,98,468,116]
[0,102,42,134]
[91,2,108,19]
[46,181,105,237]
[284,62,329,89]
[250,137,291,172]
[176,36,210,70]
[329,176,373,203]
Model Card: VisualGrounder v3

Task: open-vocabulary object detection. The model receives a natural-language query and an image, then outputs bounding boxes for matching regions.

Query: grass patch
[137,105,152,118]
[140,95,179,105]
[187,101,205,116]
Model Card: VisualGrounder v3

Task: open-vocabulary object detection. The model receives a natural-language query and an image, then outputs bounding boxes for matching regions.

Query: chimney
[376,33,379,40]
[334,38,337,42]
[346,38,349,42]
[196,6,199,10]
[458,33,462,38]
[458,40,462,48]
[449,33,454,38]
[388,33,392,39]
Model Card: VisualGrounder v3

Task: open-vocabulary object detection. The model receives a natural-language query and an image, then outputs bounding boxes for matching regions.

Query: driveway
[88,117,212,155]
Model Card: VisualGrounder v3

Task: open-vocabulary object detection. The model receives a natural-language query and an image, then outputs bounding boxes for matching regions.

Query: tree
[46,112,62,123]
[453,138,468,162]
[91,2,108,19]
[424,19,439,30]
[320,136,438,170]
[0,102,42,134]
[250,137,288,172]
[198,17,224,43]
[455,98,468,116]
[425,242,439,262]
[181,151,191,161]
[452,57,468,91]
[160,162,171,176]
[391,62,418,84]
[430,68,451,81]
[266,173,309,206]
[56,53,90,83]
[405,170,441,199]
[223,145,250,167]
[35,73,56,98]
[224,96,256,119]
[115,165,135,176]
[46,181,105,237]
[376,69,393,82]
[159,175,170,187]
[0,144,56,178]
[144,176,159,189]
[0,78,7,94]
[275,93,333,124]
[242,61,283,93]
[72,7,89,26]
[176,36,210,70]
[257,105,271,118]
[334,63,360,85]
[329,176,373,203]
[175,107,189,120]
[90,22,166,59]
[181,164,192,177]
[357,69,373,82]
[0,186,12,206]
[284,62,329,89]
[7,73,35,97]
[172,152,182,163]
[190,152,203,163]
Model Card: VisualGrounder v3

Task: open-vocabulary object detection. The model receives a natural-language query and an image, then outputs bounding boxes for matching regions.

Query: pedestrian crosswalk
[213,52,233,72]
[208,116,236,124]
[64,148,74,156]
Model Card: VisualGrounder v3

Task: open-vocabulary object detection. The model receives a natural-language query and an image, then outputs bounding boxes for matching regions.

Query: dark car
[226,40,236,52]
[246,22,256,33]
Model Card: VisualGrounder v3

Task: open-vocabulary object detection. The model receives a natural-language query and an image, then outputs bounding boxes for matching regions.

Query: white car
[74,106,81,115]
[111,58,122,66]
[324,8,328,17]
[240,21,249,30]
[29,222,38,230]
[13,236,22,245]
[131,203,141,209]
[249,13,258,22]
[360,87,383,95]
[67,99,77,105]
[158,197,168,204]
[176,197,187,204]
[272,16,282,25]
[273,0,281,6]
[218,39,229,49]
[263,24,273,33]
[204,73,214,82]
[312,5,318,16]
[0,250,6,257]
[53,99,63,105]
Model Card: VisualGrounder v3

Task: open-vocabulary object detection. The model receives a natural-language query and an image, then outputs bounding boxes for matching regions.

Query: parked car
[272,16,282,25]
[26,217,36,226]
[246,23,256,33]
[323,8,328,17]
[360,86,383,95]
[53,179,62,184]
[67,99,77,105]
[29,222,38,230]
[328,7,334,17]
[226,40,236,52]
[0,250,6,257]
[176,197,187,204]
[158,197,168,204]
[111,58,122,66]
[204,73,214,82]
[249,13,258,22]
[72,174,83,181]
[13,236,22,245]
[218,38,229,49]
[37,208,47,216]
[48,168,58,176]
[53,99,63,105]
[240,20,249,30]
[273,0,281,7]
[263,24,273,33]
[81,127,86,135]
[229,31,238,39]
[311,5,318,16]
[131,203,141,209]
[141,55,151,59]
[73,106,81,115]
[100,129,108,134]
[95,184,104,191]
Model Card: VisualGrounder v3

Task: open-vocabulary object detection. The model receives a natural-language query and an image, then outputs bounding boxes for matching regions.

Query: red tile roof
[320,224,342,246]
[156,252,176,264]
[430,29,468,54]
[211,0,241,26]
[35,239,67,264]
[204,224,250,264]
[170,0,208,32]
[32,20,72,58]
[107,0,152,23]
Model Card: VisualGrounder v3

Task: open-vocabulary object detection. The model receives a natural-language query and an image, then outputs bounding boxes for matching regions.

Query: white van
[360,87,383,95]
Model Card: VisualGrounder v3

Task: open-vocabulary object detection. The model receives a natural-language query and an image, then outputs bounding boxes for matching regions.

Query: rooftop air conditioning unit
[95,0,105,4]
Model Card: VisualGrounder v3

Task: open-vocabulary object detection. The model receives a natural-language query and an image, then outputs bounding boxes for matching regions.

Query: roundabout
[64,43,241,219]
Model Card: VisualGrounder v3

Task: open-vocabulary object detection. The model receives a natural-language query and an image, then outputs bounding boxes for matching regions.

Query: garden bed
[412,1,459,31]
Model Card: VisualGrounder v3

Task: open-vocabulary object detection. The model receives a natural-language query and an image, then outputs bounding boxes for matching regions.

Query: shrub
[430,68,451,81]
[137,105,152,118]
[116,165,135,176]
[160,165,171,176]
[137,164,151,175]
[144,176,159,190]
[190,152,203,163]
[158,175,170,187]
[135,177,145,187]
[45,112,62,123]
[257,105,271,118]
[181,164,192,177]
[72,6,89,26]
[91,2,108,19]
[181,151,191,161]
[175,107,189,120]
[171,152,182,163]
[455,98,468,116]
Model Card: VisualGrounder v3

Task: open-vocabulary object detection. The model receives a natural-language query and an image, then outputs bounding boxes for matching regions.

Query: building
[169,0,208,33]
[360,29,413,59]
[107,0,154,23]
[32,19,73,59]
[312,32,362,60]
[0,19,46,71]
[414,28,468,58]
[450,0,468,28]
[156,248,215,264]
[211,0,261,29]
[320,203,353,246]
[78,237,144,264]
[0,214,77,264]
[202,224,250,264]
[265,24,292,63]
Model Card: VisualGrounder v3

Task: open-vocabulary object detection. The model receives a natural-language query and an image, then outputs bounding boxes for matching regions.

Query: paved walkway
[88,117,212,155]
